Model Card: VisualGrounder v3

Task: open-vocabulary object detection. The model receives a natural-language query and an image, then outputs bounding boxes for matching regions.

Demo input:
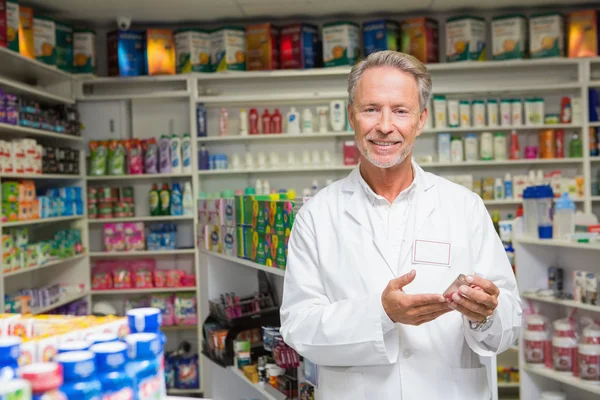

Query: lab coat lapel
[343,168,396,278]
[398,165,436,271]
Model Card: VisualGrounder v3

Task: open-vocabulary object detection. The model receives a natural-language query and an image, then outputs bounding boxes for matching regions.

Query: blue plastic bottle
[91,341,134,400]
[196,103,207,137]
[125,333,161,400]
[54,351,102,400]
[0,336,21,380]
[57,340,92,354]
[87,333,119,346]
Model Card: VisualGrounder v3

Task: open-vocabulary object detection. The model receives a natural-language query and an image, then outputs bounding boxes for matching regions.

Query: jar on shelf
[552,335,577,374]
[583,324,600,345]
[524,330,550,367]
[578,343,600,383]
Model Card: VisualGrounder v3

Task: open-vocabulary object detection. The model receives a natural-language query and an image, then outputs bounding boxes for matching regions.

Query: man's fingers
[389,269,416,290]
[415,309,453,325]
[408,301,452,316]
[404,293,447,307]
[466,276,499,296]
[449,301,488,322]
[458,285,497,309]
[451,292,493,317]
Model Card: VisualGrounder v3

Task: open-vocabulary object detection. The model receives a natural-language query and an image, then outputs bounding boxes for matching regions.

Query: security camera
[117,16,131,30]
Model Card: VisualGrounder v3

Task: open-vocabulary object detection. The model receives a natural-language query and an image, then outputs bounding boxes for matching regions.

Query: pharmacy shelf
[521,292,600,313]
[1,173,82,180]
[590,122,600,128]
[30,291,89,315]
[515,237,600,251]
[78,91,191,101]
[522,365,600,396]
[198,165,354,176]
[86,173,193,181]
[0,75,74,105]
[590,156,600,163]
[228,367,287,400]
[92,287,196,295]
[89,249,196,257]
[161,325,198,332]
[88,215,194,224]
[1,215,83,228]
[509,345,519,352]
[0,47,72,85]
[166,388,203,395]
[588,80,600,89]
[421,158,585,168]
[592,196,600,202]
[435,82,581,96]
[0,122,83,142]
[196,91,348,105]
[422,124,582,134]
[497,382,519,389]
[3,253,87,278]
[197,131,353,142]
[200,249,286,277]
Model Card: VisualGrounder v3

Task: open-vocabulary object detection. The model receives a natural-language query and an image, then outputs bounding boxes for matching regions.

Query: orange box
[146,29,175,75]
[245,23,279,71]
[18,5,34,59]
[401,17,439,63]
[568,9,599,58]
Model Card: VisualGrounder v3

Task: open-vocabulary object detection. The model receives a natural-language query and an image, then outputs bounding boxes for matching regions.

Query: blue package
[107,30,147,77]
[46,188,59,199]
[55,351,103,400]
[302,24,321,69]
[590,89,600,122]
[176,354,199,389]
[363,20,400,56]
[91,341,135,400]
[0,337,21,381]
[165,355,176,389]
[125,333,162,400]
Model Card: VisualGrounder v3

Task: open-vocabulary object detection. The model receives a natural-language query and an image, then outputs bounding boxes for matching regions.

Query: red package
[92,261,114,290]
[113,263,133,289]
[180,274,196,287]
[154,270,167,288]
[166,270,184,288]
[132,259,155,288]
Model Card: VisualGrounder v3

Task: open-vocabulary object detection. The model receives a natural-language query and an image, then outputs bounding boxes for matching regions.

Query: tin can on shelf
[88,203,98,219]
[87,187,98,204]
[120,186,134,203]
[96,186,112,203]
[98,203,113,218]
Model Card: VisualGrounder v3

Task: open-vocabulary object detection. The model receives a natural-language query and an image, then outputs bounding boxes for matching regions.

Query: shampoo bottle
[249,108,259,135]
[159,184,171,215]
[181,134,192,174]
[255,179,263,195]
[261,110,271,134]
[271,109,282,134]
[170,183,183,216]
[287,107,300,134]
[504,173,513,199]
[330,101,345,132]
[318,107,328,133]
[196,103,207,137]
[143,138,158,173]
[219,107,229,136]
[158,135,171,173]
[183,182,193,216]
[198,144,209,170]
[302,108,313,134]
[149,184,160,216]
[170,134,182,174]
[263,180,270,195]
[239,108,248,136]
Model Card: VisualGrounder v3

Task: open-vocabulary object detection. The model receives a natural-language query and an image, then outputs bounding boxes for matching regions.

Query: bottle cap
[55,351,96,381]
[127,307,162,334]
[523,186,537,199]
[21,362,63,392]
[0,337,21,363]
[554,192,575,210]
[57,340,91,354]
[536,185,554,199]
[126,333,161,360]
[91,341,128,372]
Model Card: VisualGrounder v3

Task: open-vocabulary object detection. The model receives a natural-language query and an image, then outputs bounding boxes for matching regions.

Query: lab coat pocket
[451,365,491,399]
[318,367,365,400]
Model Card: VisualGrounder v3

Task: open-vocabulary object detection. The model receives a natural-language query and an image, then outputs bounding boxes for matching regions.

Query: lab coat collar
[343,160,436,277]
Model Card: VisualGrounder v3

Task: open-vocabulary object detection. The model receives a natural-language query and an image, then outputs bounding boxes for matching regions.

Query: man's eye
[366,108,376,113]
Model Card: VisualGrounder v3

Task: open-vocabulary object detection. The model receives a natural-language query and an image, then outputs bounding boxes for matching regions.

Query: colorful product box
[146,29,175,75]
[270,201,294,236]
[73,29,96,73]
[0,0,7,47]
[363,19,399,57]
[174,29,211,73]
[271,234,288,270]
[55,21,73,72]
[568,9,599,58]
[491,14,528,60]
[251,200,270,234]
[107,30,146,77]
[280,23,320,69]
[17,5,33,59]
[235,195,254,226]
[252,230,269,265]
[222,226,236,257]
[206,224,222,253]
[401,17,439,63]
[236,226,253,259]
[529,13,564,58]
[33,15,56,65]
[245,23,279,71]
[2,202,18,221]
[322,21,360,67]
[445,16,486,62]
[211,26,245,72]
[5,0,18,51]
[222,198,236,227]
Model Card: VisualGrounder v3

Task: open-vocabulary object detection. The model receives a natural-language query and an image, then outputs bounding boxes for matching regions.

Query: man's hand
[382,269,451,326]
[448,275,499,323]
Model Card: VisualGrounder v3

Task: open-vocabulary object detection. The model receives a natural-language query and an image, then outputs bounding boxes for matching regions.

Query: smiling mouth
[368,139,402,146]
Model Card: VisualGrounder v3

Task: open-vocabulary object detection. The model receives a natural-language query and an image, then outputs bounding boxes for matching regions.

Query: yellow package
[18,5,34,59]
[19,340,35,366]
[146,29,175,75]
[6,1,19,52]
[36,336,58,362]
[568,9,599,58]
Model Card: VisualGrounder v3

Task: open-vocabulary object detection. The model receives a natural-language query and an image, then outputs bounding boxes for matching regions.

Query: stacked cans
[42,146,80,175]
[88,186,135,219]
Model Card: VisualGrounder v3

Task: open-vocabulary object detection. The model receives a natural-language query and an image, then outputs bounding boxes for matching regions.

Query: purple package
[5,94,18,125]
[0,90,6,123]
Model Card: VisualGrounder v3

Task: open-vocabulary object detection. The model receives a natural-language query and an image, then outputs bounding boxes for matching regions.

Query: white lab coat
[280,163,522,400]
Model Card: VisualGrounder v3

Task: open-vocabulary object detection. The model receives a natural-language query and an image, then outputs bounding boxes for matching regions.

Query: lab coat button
[403,349,412,358]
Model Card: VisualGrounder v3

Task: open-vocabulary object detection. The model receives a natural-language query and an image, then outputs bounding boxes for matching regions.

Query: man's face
[349,66,427,169]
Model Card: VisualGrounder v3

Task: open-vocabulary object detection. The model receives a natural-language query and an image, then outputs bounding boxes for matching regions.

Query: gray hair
[347,50,432,112]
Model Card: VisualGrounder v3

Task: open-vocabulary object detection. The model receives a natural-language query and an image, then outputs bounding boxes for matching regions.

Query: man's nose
[378,109,394,134]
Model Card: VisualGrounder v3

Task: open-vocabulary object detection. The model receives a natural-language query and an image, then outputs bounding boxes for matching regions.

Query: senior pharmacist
[280,50,522,399]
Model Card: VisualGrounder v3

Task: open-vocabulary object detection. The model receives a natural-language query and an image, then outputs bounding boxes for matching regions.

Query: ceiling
[25,0,598,25]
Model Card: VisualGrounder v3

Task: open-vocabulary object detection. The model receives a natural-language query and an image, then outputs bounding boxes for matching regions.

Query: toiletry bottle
[170,183,183,216]
[318,107,328,133]
[170,134,182,174]
[329,101,345,132]
[181,134,192,174]
[239,108,249,136]
[494,178,504,200]
[509,130,520,160]
[198,143,209,170]
[158,135,171,173]
[159,184,171,215]
[249,108,259,135]
[197,103,207,137]
[261,110,271,134]
[255,179,263,195]
[183,182,193,216]
[127,139,143,174]
[263,180,270,195]
[302,108,313,134]
[569,132,583,157]
[143,138,158,173]
[149,184,160,216]
[271,109,282,134]
[504,173,513,199]
[219,107,229,136]
[286,107,300,134]
[560,96,572,123]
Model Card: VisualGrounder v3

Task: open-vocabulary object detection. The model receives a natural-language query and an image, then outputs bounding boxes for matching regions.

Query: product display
[102,222,184,252]
[92,259,195,291]
[4,283,86,315]
[87,186,134,219]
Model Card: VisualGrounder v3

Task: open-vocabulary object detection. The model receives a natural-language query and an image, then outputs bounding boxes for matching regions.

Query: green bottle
[569,133,583,158]
[159,184,171,215]
[149,184,160,216]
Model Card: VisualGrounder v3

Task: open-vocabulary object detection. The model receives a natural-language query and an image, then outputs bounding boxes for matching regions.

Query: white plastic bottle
[318,107,328,133]
[494,178,504,200]
[554,193,575,240]
[181,134,192,174]
[329,101,345,132]
[183,182,194,216]
[464,134,478,162]
[302,108,313,134]
[263,180,270,195]
[504,173,513,199]
[286,107,301,134]
[255,179,263,195]
[239,108,248,136]
[170,134,182,174]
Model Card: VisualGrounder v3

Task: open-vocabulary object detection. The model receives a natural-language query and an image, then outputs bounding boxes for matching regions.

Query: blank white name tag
[412,239,451,266]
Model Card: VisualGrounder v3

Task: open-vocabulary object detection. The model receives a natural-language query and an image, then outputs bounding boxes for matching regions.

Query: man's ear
[348,103,355,131]
[416,107,428,137]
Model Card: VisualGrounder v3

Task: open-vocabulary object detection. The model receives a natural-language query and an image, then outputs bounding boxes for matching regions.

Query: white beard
[356,140,414,169]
